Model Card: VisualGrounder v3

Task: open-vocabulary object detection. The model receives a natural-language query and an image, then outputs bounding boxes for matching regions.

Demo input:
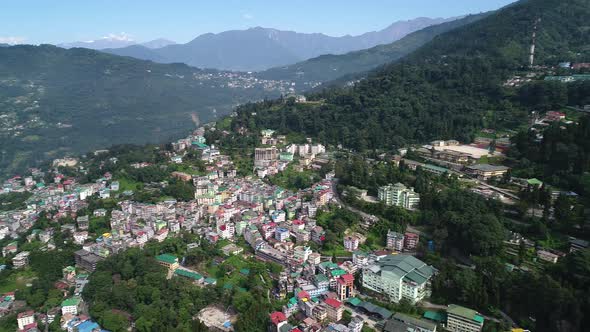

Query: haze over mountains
[100,17,456,71]
[58,36,176,50]
[258,13,489,86]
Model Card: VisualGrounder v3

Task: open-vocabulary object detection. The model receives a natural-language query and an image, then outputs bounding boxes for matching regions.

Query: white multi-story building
[61,297,81,315]
[293,246,312,263]
[378,183,420,210]
[362,255,435,304]
[446,304,484,332]
[17,310,35,330]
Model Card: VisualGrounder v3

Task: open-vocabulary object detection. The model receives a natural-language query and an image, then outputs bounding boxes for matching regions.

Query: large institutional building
[361,255,435,304]
[378,183,420,210]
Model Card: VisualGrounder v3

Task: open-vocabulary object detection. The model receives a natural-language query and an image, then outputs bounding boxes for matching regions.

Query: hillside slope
[233,0,590,151]
[0,45,283,176]
[258,14,487,86]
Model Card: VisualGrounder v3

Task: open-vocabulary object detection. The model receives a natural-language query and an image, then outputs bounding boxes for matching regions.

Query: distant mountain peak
[141,38,176,49]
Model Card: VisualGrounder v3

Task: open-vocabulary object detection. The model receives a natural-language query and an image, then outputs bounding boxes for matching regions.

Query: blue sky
[1,0,517,45]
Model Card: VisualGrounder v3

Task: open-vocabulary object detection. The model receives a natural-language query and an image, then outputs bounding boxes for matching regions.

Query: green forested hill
[0,45,281,176]
[258,13,488,86]
[234,0,590,150]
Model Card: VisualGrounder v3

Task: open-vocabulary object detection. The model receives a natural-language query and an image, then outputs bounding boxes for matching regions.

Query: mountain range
[258,13,488,86]
[58,37,176,50]
[101,17,456,71]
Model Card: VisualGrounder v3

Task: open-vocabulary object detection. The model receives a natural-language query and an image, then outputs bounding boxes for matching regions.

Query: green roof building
[362,254,436,304]
[447,304,484,332]
[174,269,203,281]
[423,310,446,323]
[527,178,543,186]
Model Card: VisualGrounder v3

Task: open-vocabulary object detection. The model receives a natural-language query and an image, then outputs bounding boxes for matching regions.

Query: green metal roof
[347,297,362,306]
[61,297,81,307]
[174,269,203,280]
[527,178,543,186]
[447,304,484,324]
[156,253,178,264]
[204,277,217,284]
[423,311,446,322]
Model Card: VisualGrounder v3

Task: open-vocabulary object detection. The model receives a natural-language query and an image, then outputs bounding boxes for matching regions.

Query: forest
[334,155,590,332]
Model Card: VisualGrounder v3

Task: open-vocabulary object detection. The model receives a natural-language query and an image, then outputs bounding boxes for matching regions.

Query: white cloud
[0,36,26,45]
[100,32,134,42]
[242,13,254,20]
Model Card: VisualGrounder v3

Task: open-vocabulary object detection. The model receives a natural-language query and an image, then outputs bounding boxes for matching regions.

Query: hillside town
[2,112,586,332]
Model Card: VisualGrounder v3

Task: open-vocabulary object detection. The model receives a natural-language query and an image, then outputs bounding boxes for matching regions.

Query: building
[156,254,180,271]
[362,255,435,304]
[446,304,484,332]
[391,313,437,332]
[386,231,405,252]
[378,183,420,210]
[275,227,290,242]
[254,147,278,166]
[17,310,35,330]
[324,298,344,322]
[465,164,509,180]
[536,250,559,264]
[269,311,287,332]
[344,236,360,252]
[12,251,30,269]
[61,297,81,315]
[222,244,243,256]
[336,274,355,301]
[74,249,104,272]
[293,246,312,263]
[404,233,419,250]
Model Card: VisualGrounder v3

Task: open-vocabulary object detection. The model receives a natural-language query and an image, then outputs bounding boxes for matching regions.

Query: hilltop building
[378,183,420,210]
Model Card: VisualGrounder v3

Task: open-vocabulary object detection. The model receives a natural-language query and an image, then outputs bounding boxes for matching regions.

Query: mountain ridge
[100,17,455,71]
[258,13,488,87]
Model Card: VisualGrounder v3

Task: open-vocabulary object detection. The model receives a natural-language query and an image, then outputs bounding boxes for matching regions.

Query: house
[343,236,360,252]
[61,297,82,315]
[537,250,560,263]
[324,298,344,322]
[446,304,484,332]
[386,231,404,252]
[335,274,355,301]
[222,244,243,256]
[12,251,30,269]
[17,310,35,330]
[404,233,419,250]
[269,311,287,332]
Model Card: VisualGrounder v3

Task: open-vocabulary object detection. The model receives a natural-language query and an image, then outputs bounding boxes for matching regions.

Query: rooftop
[447,304,484,324]
[156,253,178,264]
[467,164,510,172]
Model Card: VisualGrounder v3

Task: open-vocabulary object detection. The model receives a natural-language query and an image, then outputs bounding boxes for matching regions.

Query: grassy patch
[0,269,37,293]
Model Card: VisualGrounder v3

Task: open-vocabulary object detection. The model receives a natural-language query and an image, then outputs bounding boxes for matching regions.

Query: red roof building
[270,311,287,326]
